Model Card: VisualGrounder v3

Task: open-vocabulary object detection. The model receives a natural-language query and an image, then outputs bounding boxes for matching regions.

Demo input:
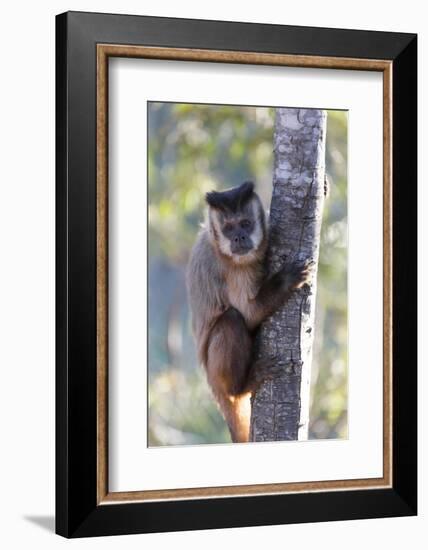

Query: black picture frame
[56,10,417,538]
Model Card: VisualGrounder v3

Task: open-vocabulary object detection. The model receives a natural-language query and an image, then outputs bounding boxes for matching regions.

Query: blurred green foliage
[148,102,347,446]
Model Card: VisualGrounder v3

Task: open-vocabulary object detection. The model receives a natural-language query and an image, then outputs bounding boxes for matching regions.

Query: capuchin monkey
[186,181,313,443]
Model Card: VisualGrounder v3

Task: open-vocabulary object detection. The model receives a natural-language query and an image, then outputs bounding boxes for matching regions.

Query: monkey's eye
[240,219,252,229]
[223,223,234,234]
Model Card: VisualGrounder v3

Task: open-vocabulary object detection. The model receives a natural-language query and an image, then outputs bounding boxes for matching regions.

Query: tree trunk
[250,108,327,442]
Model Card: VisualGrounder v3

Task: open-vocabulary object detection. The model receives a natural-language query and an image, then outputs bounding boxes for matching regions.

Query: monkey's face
[206,182,267,264]
[221,215,255,256]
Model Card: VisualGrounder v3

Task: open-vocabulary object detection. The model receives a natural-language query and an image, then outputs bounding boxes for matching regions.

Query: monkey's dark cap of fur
[205,181,255,212]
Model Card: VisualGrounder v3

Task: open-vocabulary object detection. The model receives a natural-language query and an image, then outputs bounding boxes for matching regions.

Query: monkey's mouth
[231,243,253,256]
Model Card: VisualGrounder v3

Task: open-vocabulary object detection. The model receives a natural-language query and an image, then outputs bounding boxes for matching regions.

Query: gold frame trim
[96,44,393,505]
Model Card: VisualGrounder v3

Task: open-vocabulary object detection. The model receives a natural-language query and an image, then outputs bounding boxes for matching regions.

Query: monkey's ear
[205,190,226,210]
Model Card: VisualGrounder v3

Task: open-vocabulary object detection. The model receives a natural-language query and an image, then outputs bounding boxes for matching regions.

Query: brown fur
[187,183,311,442]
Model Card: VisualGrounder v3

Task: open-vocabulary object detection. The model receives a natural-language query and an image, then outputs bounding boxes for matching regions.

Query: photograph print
[55,13,418,538]
[148,101,348,446]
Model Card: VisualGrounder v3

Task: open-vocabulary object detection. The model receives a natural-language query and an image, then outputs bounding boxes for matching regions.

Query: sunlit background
[148,102,348,446]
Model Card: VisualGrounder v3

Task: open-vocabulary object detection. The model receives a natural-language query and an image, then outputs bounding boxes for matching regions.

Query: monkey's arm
[246,261,313,329]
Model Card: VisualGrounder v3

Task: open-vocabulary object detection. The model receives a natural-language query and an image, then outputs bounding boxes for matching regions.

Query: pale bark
[250,108,327,442]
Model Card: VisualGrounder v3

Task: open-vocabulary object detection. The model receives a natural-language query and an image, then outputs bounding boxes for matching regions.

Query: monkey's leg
[205,308,253,443]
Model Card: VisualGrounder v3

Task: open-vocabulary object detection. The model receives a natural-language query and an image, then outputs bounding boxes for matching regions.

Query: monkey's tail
[218,393,252,443]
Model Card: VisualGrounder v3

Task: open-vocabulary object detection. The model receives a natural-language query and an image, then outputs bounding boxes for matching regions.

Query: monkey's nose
[234,235,246,243]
